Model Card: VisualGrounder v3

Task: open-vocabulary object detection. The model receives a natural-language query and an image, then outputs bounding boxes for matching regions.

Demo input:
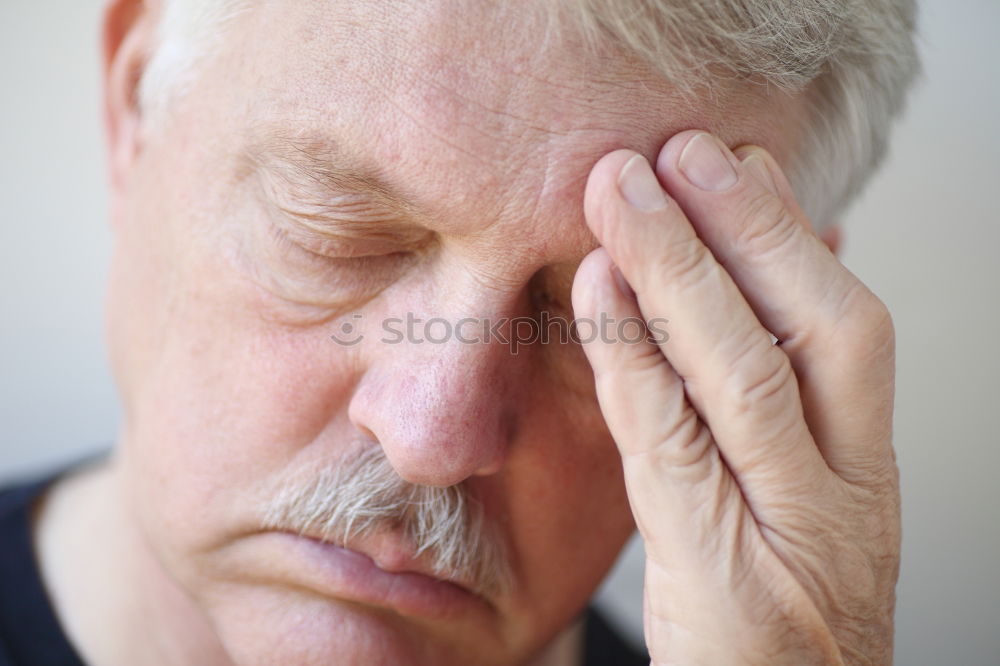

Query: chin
[201,583,510,666]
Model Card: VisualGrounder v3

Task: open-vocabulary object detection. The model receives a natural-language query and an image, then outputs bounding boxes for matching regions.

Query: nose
[347,317,524,487]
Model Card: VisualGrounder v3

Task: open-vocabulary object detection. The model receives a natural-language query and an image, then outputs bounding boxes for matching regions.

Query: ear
[102,0,157,208]
[818,224,842,257]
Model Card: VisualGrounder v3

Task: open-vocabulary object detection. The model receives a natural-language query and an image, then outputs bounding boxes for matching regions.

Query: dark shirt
[0,466,647,666]
[0,471,85,666]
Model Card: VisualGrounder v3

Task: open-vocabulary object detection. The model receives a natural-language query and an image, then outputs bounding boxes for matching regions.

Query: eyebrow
[245,131,418,218]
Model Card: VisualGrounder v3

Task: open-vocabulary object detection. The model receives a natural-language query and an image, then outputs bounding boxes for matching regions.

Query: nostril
[353,423,378,443]
[470,456,504,478]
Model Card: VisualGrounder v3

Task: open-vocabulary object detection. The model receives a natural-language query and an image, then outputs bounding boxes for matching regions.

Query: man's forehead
[231,0,801,248]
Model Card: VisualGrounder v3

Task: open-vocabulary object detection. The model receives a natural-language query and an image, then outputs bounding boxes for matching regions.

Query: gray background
[1,1,998,664]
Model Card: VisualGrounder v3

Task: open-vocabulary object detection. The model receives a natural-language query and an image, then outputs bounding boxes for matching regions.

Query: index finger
[654,131,896,482]
[584,147,827,490]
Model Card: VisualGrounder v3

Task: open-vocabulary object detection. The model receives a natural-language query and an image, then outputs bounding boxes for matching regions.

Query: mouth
[302,528,482,591]
[252,530,495,620]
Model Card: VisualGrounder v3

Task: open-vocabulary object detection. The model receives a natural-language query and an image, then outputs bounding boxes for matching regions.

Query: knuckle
[652,406,714,470]
[652,236,721,292]
[727,338,798,416]
[848,452,902,499]
[732,191,801,260]
[829,282,896,361]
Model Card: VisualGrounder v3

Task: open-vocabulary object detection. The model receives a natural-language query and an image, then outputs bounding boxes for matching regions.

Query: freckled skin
[48,1,811,665]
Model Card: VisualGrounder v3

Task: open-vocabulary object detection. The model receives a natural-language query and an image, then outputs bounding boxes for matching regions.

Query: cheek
[113,223,362,572]
[126,308,360,543]
[497,393,634,644]
[112,134,366,558]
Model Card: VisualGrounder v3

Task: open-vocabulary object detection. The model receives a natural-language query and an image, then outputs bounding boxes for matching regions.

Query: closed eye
[255,149,434,259]
[272,198,431,259]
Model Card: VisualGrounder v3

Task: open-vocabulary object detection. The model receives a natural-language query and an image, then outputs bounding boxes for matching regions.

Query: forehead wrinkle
[341,0,655,149]
[453,137,614,292]
[362,75,665,247]
[360,28,570,142]
[241,0,805,275]
[404,128,601,296]
[252,3,679,229]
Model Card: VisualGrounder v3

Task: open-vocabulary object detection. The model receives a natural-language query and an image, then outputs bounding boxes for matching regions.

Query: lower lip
[263,532,491,620]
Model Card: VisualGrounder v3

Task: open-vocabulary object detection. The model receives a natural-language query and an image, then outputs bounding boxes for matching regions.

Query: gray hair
[565,0,922,227]
[138,0,920,228]
[261,446,513,598]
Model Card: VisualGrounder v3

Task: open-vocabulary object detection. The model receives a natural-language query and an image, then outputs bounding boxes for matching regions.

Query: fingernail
[678,133,738,191]
[609,263,636,300]
[618,154,668,211]
[741,153,779,195]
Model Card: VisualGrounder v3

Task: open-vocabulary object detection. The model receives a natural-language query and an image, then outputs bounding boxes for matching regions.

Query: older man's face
[105,1,800,664]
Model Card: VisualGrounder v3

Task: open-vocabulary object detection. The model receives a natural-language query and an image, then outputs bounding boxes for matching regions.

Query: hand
[571,131,899,665]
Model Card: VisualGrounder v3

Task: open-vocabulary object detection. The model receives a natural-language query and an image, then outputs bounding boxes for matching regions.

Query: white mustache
[260,446,512,597]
